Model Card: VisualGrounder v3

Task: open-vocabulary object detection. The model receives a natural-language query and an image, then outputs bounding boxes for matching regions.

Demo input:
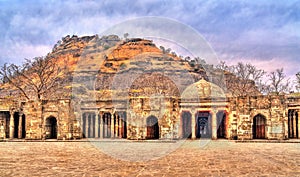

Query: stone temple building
[0,35,299,141]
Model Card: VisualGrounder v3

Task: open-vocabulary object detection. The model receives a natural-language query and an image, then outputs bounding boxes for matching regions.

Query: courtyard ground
[0,140,299,176]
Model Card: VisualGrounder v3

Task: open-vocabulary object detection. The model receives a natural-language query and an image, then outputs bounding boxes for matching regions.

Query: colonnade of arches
[1,110,298,140]
[81,112,127,139]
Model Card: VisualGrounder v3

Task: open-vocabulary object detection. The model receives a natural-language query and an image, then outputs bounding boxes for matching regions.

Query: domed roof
[181,79,225,101]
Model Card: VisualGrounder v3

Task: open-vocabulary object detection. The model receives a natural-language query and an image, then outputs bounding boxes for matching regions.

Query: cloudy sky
[0,0,299,80]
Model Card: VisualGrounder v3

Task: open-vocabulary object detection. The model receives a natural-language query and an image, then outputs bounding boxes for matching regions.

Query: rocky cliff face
[47,35,209,101]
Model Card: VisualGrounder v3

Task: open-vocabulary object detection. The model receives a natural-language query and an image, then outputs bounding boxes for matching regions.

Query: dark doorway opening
[146,116,159,139]
[13,112,19,138]
[288,110,299,139]
[253,114,266,139]
[182,111,192,138]
[196,112,211,138]
[46,117,57,139]
[217,111,227,139]
[102,113,111,138]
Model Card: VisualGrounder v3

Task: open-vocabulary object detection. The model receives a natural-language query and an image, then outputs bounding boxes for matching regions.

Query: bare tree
[268,68,291,95]
[0,57,63,101]
[216,61,266,96]
[296,72,300,92]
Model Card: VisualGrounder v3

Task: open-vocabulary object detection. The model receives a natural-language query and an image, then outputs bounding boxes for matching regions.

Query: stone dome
[181,78,225,101]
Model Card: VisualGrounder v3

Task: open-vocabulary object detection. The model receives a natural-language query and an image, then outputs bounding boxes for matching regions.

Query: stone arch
[252,114,266,139]
[45,116,57,139]
[181,111,192,139]
[146,116,159,139]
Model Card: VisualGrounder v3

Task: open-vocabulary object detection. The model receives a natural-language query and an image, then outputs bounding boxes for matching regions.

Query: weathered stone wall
[232,95,287,140]
[126,97,179,140]
[23,101,43,139]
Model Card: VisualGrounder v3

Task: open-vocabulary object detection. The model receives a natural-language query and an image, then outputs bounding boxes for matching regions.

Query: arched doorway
[181,111,191,138]
[252,114,266,139]
[217,111,227,139]
[146,116,159,139]
[196,112,211,138]
[45,117,57,139]
[288,110,299,139]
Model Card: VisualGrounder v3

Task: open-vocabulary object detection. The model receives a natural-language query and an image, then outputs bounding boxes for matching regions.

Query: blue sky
[0,0,299,79]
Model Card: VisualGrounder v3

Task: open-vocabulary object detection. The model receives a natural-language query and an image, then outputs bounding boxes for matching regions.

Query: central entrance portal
[196,112,211,138]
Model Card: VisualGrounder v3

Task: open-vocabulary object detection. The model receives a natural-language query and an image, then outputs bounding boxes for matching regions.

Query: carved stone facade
[0,79,299,141]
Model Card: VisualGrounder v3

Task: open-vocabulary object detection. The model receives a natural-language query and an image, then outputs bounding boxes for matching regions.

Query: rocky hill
[0,34,210,101]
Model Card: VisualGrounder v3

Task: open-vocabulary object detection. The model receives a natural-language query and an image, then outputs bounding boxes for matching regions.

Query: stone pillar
[85,114,89,138]
[178,112,182,139]
[80,113,83,138]
[191,112,196,139]
[104,114,107,138]
[289,111,293,138]
[115,114,119,137]
[111,114,115,138]
[283,111,288,139]
[90,114,94,138]
[2,114,6,139]
[100,113,103,139]
[95,113,99,138]
[297,110,300,139]
[119,115,123,138]
[18,113,23,139]
[9,112,14,139]
[211,110,217,140]
[293,111,297,138]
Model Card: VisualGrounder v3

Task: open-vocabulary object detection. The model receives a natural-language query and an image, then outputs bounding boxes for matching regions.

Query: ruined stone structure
[0,35,299,141]
[1,83,299,141]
